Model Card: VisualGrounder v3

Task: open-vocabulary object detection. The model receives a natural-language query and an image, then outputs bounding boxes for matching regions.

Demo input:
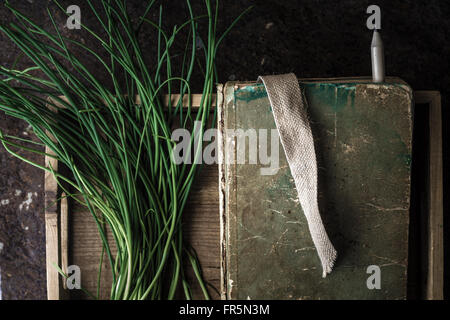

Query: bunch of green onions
[0,0,248,299]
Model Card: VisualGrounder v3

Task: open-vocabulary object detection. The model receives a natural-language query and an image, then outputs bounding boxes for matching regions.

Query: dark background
[0,0,448,299]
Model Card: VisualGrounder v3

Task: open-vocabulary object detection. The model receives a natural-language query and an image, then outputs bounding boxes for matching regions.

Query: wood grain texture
[64,165,220,300]
[414,91,444,300]
[183,164,221,299]
[69,200,117,300]
[60,193,68,290]
[44,144,60,300]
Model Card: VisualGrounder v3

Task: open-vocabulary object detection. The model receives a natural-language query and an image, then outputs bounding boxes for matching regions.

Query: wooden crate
[44,82,443,300]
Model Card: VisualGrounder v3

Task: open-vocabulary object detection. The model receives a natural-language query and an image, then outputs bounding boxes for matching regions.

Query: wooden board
[43,94,221,300]
[219,77,414,300]
[44,135,60,300]
[63,165,220,300]
[413,91,444,300]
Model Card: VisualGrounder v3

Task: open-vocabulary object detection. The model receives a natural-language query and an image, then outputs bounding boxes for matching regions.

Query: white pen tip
[371,29,383,48]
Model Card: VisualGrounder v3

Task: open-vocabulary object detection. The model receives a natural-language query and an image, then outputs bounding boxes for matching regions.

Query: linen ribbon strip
[258,73,337,277]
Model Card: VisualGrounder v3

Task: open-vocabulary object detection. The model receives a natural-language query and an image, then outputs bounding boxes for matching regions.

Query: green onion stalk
[0,0,250,299]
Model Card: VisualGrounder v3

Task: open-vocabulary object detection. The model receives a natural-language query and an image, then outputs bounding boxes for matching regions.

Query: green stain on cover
[302,83,356,112]
[235,84,268,103]
[235,82,359,113]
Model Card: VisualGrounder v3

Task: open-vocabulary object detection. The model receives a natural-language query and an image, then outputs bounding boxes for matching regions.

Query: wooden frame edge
[414,91,444,300]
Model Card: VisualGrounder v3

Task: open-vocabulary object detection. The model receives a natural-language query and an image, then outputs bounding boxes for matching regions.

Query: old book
[219,77,413,299]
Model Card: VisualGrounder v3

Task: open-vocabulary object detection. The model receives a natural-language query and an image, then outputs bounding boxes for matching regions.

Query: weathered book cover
[218,78,413,300]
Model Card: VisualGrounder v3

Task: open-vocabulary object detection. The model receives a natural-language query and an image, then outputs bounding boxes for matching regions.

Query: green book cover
[219,78,413,300]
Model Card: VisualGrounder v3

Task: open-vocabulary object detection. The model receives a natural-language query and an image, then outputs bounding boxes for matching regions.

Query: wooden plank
[183,164,221,299]
[65,165,220,300]
[44,143,60,300]
[49,94,216,109]
[60,193,68,290]
[414,91,444,300]
[69,201,116,300]
[159,93,216,108]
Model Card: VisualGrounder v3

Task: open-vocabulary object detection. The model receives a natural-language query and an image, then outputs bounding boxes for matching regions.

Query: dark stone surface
[0,0,448,299]
[0,114,45,300]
